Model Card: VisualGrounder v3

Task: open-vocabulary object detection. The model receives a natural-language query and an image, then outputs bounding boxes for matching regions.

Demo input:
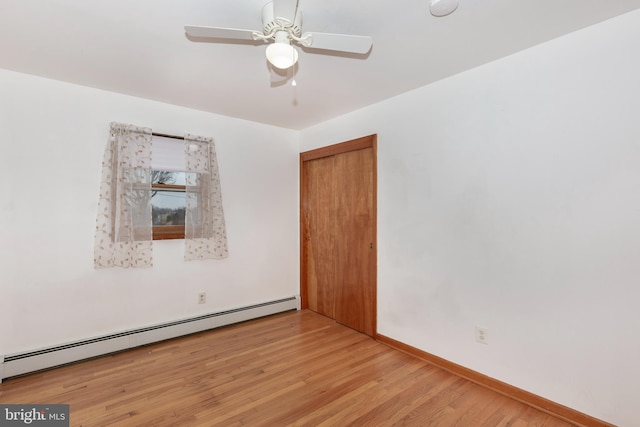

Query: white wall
[0,70,299,356]
[300,9,640,427]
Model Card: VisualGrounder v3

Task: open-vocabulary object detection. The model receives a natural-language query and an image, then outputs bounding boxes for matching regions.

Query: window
[150,134,187,240]
[94,123,228,268]
[152,171,186,240]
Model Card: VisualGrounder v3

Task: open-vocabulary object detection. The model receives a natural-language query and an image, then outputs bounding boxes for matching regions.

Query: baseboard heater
[1,296,300,381]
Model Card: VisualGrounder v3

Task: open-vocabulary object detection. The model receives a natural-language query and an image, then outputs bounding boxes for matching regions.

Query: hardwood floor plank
[0,310,577,426]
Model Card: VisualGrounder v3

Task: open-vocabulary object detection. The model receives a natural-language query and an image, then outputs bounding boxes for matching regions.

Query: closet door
[301,135,377,336]
[302,155,336,319]
[333,147,376,336]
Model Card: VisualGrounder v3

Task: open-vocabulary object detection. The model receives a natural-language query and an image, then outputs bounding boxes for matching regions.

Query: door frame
[300,134,378,333]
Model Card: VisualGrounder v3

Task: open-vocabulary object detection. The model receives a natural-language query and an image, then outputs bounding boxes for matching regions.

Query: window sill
[153,225,185,240]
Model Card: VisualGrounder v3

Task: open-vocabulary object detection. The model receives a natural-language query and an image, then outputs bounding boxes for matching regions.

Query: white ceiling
[2,0,640,130]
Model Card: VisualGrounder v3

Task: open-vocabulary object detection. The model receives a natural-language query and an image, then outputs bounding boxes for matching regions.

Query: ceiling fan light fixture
[266,42,299,69]
[430,0,459,17]
[185,3,374,73]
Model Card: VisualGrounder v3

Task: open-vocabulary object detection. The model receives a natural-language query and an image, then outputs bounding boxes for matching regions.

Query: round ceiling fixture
[265,31,299,69]
[266,42,299,69]
[430,0,459,17]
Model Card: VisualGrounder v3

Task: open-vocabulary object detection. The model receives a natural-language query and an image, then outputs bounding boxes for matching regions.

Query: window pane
[152,190,185,226]
[151,171,186,185]
[173,172,186,185]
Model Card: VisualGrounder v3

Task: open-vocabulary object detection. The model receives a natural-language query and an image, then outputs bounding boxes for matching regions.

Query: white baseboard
[1,296,300,381]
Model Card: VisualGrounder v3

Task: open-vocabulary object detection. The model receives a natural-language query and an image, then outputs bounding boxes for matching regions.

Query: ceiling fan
[185,0,373,70]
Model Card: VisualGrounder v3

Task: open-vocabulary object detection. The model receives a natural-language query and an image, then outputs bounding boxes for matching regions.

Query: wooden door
[303,155,336,319]
[301,135,377,336]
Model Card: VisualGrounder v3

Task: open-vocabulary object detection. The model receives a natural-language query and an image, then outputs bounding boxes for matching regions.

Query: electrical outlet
[475,326,489,344]
[198,292,206,304]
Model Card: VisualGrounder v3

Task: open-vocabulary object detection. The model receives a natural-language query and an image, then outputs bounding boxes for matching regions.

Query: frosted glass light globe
[266,42,299,69]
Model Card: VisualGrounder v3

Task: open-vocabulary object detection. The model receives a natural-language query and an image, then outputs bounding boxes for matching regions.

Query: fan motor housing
[262,2,302,37]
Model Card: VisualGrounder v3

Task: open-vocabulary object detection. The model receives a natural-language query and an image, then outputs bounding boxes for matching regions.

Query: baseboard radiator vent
[1,296,300,381]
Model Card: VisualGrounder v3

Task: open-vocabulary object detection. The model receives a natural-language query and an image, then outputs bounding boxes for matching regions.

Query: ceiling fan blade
[301,32,373,54]
[185,25,257,41]
[272,0,299,24]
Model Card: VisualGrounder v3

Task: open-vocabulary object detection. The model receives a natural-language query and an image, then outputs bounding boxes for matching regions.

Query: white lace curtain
[184,134,229,261]
[94,123,228,268]
[94,123,153,268]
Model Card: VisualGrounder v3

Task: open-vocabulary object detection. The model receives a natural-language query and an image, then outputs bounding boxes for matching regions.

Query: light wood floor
[0,310,574,426]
